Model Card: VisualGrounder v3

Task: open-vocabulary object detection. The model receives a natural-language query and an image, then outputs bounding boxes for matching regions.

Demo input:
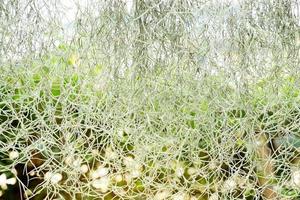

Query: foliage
[0,0,299,199]
[1,53,300,199]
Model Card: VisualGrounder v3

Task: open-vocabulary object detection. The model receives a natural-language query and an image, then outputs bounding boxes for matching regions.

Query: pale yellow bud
[91,177,110,193]
[50,173,63,184]
[9,151,19,160]
[80,165,89,174]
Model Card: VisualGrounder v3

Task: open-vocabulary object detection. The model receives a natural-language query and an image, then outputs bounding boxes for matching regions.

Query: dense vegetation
[0,52,300,199]
[0,0,299,199]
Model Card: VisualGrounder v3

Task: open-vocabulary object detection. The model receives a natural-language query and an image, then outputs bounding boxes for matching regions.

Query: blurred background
[0,0,298,84]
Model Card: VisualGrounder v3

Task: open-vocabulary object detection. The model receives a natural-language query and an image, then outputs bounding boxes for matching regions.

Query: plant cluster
[1,53,300,199]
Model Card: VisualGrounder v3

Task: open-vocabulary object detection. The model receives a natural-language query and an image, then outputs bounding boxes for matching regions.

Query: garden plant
[0,0,299,199]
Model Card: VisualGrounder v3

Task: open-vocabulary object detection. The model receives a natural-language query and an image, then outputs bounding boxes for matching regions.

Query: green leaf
[51,80,61,97]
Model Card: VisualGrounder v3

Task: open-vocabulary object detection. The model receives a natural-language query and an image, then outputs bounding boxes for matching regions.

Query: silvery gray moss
[0,54,300,199]
[0,0,299,199]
